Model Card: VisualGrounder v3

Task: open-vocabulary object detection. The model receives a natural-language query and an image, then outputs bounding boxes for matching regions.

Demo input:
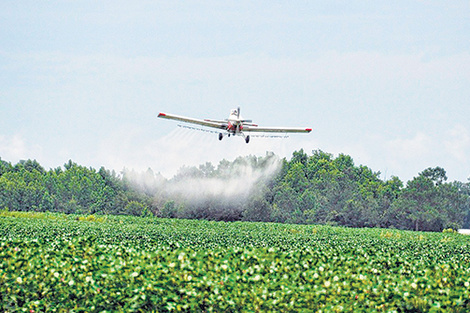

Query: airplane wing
[243,126,312,133]
[158,113,227,130]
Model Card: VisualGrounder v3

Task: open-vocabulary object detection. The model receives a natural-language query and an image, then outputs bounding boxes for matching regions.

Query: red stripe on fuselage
[227,122,235,131]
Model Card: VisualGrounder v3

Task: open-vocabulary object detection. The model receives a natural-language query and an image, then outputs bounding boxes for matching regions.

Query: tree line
[0,159,152,217]
[1,150,469,232]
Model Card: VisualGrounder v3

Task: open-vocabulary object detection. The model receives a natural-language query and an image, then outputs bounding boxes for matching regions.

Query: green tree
[392,168,465,231]
[160,200,178,218]
[0,158,13,176]
[271,184,299,223]
[124,201,147,216]
[420,167,447,185]
[243,192,272,222]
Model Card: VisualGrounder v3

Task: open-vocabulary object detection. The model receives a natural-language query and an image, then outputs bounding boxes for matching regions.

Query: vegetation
[1,150,469,232]
[2,152,469,311]
[263,150,470,231]
[0,158,152,216]
[1,212,470,311]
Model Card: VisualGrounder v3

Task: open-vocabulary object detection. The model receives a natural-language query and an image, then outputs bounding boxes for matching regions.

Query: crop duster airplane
[158,107,312,143]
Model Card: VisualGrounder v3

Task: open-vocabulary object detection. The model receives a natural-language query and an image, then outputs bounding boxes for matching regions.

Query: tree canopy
[1,151,469,232]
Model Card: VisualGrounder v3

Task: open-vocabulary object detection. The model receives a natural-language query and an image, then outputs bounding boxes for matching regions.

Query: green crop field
[1,210,470,312]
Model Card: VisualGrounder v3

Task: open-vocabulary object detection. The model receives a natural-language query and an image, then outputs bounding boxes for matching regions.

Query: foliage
[1,213,470,311]
[265,150,469,231]
[1,151,469,232]
[77,214,107,223]
[0,159,153,217]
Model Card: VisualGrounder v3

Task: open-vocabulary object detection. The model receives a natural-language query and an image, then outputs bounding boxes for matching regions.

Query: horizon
[1,147,464,184]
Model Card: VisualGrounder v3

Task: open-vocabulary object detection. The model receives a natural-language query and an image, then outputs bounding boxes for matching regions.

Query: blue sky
[1,1,469,182]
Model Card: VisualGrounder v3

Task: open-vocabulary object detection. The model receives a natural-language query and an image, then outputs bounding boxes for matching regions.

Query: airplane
[157,107,312,143]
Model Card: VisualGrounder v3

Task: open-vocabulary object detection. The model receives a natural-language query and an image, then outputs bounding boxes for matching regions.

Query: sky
[1,1,469,183]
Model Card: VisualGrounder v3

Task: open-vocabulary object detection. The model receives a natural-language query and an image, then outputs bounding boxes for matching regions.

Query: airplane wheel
[219,133,223,141]
[245,135,250,144]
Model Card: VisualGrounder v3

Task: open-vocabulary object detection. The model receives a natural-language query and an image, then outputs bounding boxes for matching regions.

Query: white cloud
[445,124,470,162]
[352,129,470,182]
[0,134,43,163]
[0,134,25,160]
[386,132,432,160]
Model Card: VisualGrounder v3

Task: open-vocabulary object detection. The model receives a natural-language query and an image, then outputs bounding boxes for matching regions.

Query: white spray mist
[122,153,282,215]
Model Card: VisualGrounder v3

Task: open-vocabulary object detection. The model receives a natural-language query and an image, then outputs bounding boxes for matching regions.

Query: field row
[1,212,470,311]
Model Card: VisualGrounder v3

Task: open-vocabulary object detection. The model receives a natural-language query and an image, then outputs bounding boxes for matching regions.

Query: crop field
[1,211,470,312]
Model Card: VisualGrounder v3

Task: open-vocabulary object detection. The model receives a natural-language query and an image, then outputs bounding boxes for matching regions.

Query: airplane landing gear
[219,133,223,141]
[245,135,250,144]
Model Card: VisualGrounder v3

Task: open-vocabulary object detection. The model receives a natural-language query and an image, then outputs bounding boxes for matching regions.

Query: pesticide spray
[122,152,282,220]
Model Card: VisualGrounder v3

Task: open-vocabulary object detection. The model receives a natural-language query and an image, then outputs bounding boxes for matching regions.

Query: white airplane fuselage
[226,110,244,134]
